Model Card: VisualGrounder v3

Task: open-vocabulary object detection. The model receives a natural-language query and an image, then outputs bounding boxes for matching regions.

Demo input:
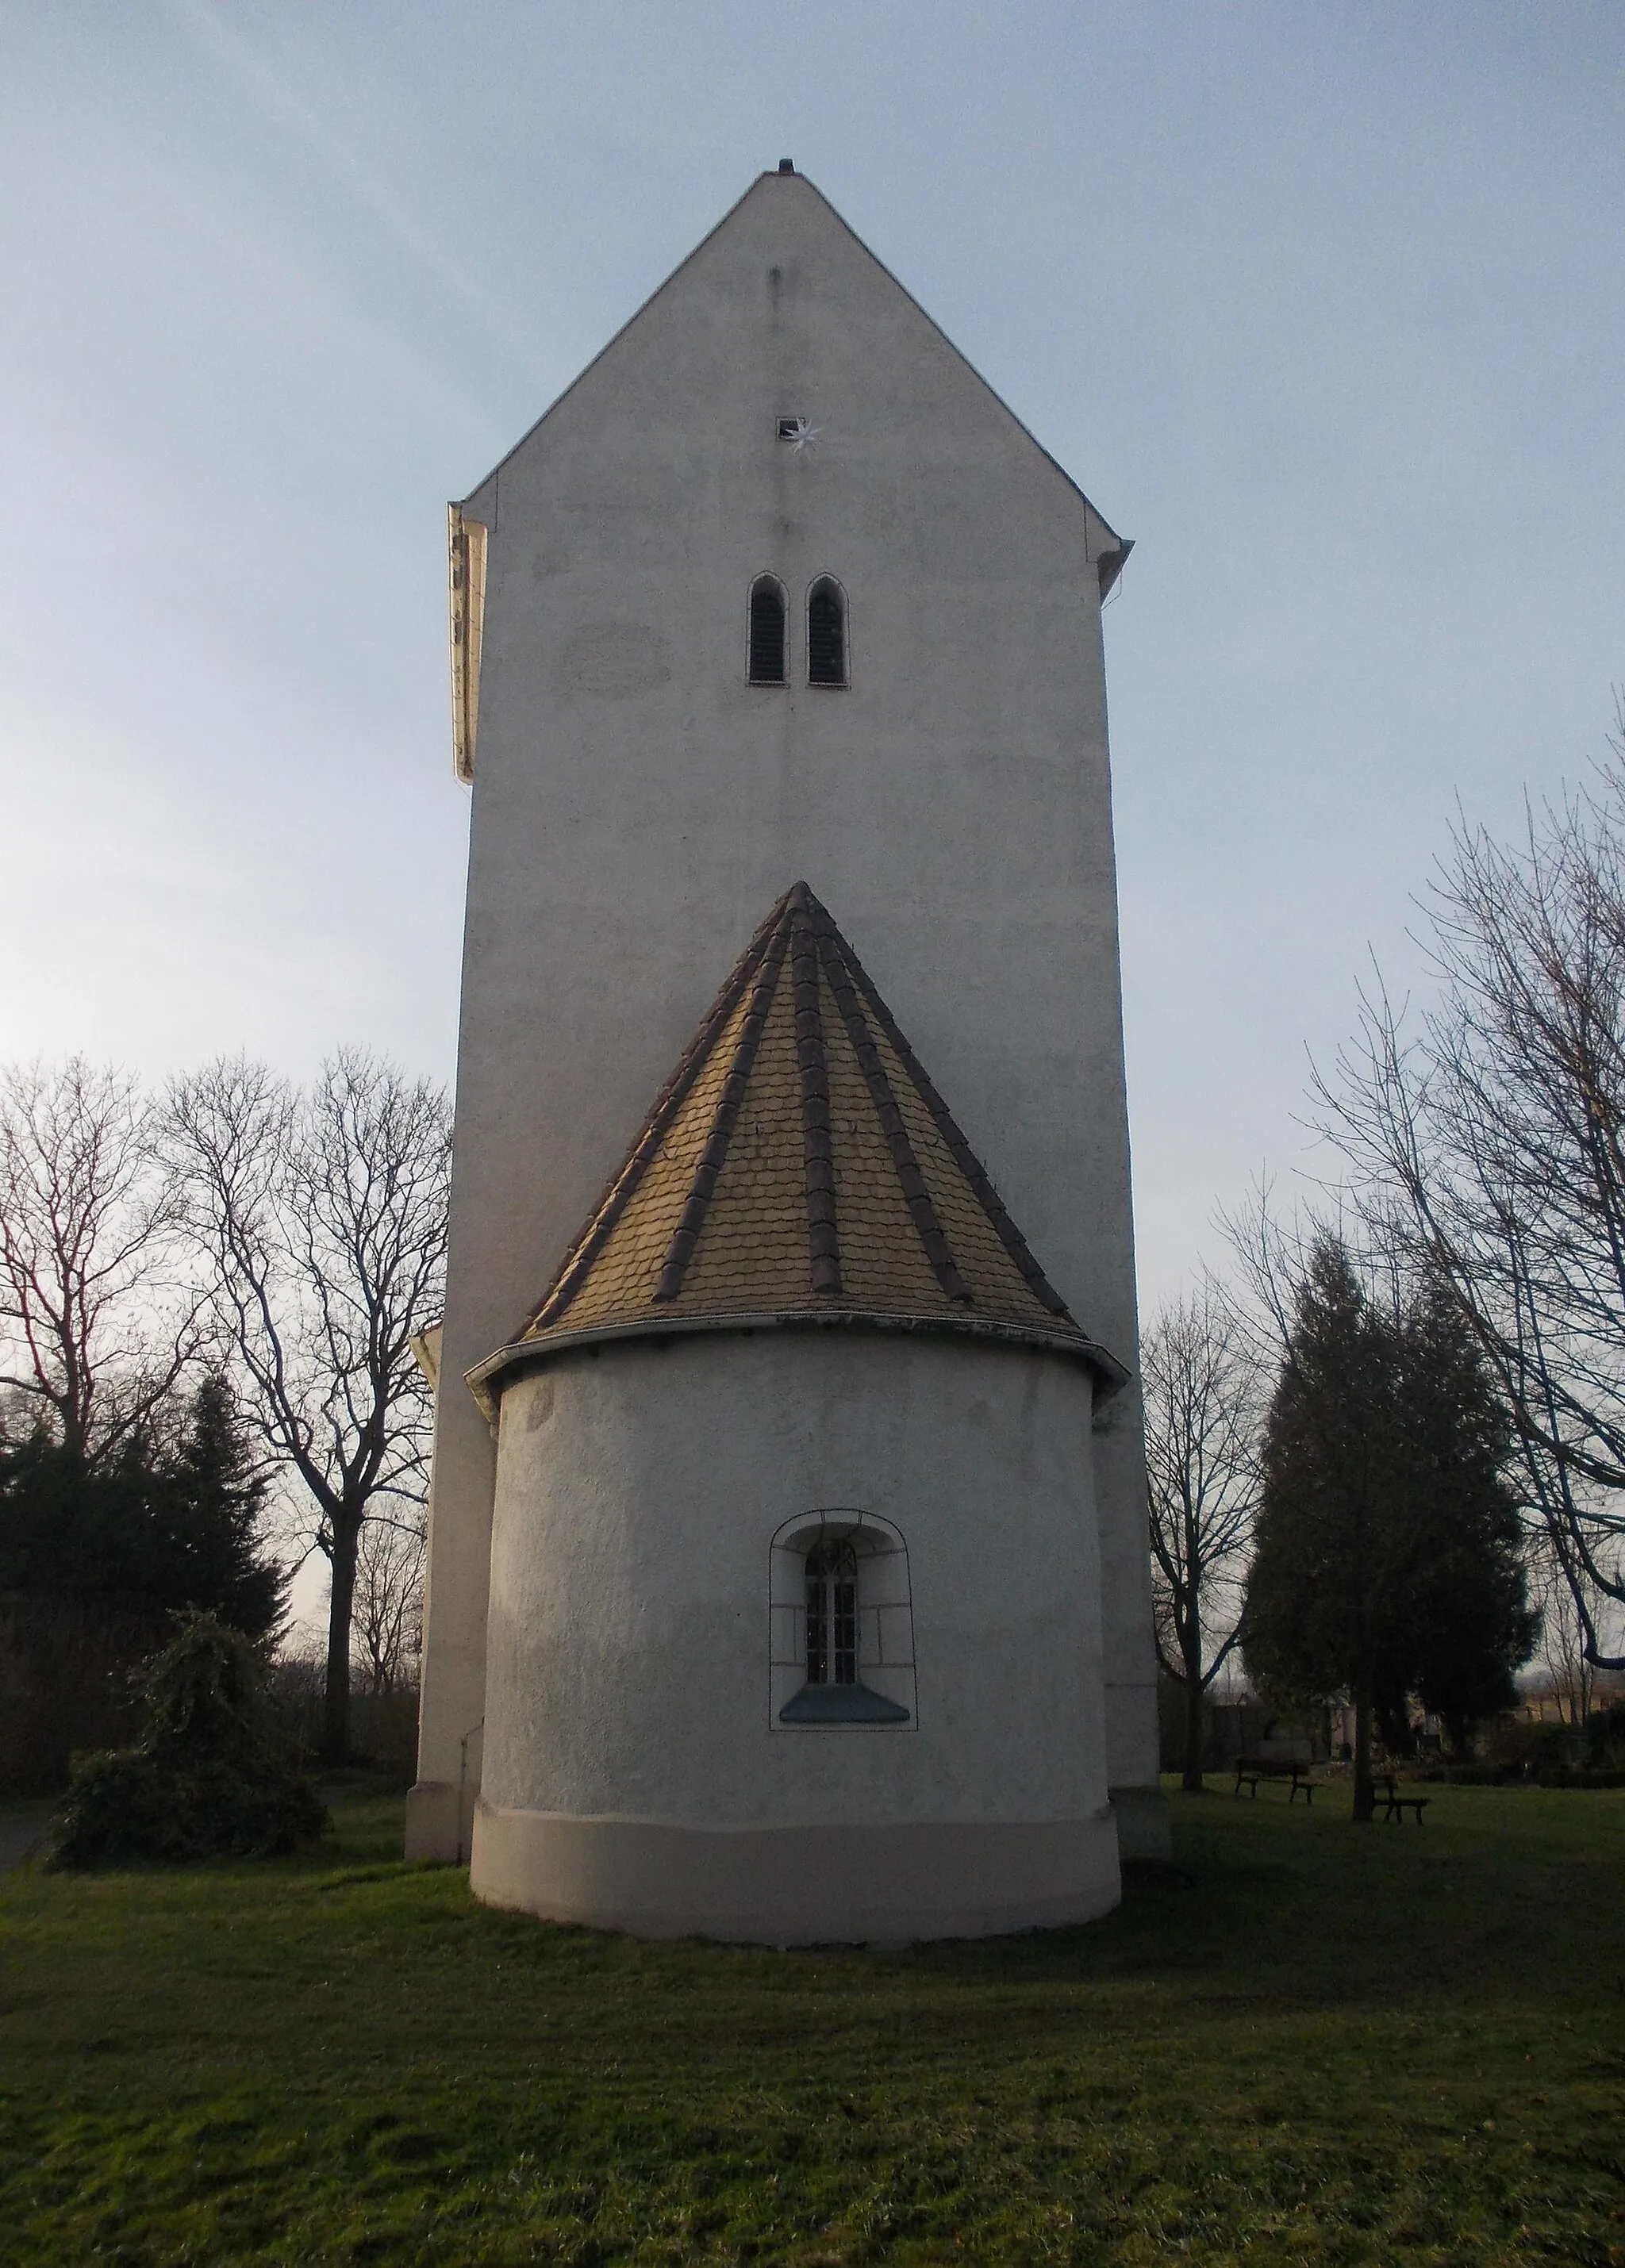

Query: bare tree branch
[1525,1532,1618,1729]
[0,1058,199,1461]
[1312,733,1625,1667]
[167,1049,450,1759]
[1142,1278,1264,1791]
[352,1503,426,1696]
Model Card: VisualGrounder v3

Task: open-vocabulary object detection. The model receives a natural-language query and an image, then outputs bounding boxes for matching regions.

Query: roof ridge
[653,915,792,1302]
[791,899,842,1296]
[814,892,1075,1324]
[523,888,793,1336]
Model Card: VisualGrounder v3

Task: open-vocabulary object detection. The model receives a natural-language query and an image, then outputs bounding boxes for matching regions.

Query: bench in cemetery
[1378,1774,1430,1824]
[1234,1758,1318,1802]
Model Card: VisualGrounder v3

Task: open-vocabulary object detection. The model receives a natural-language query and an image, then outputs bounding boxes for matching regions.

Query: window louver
[807,578,846,686]
[747,578,787,685]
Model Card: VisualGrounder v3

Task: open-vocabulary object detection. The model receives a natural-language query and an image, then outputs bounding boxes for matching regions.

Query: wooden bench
[1234,1759,1318,1803]
[1379,1775,1430,1824]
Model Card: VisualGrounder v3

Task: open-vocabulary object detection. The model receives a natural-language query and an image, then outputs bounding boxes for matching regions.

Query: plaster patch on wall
[560,624,673,697]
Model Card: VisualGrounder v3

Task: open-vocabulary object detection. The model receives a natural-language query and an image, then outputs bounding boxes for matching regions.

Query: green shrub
[1582,1699,1625,1767]
[50,1614,326,1868]
[1411,1760,1510,1783]
[1412,1760,1625,1787]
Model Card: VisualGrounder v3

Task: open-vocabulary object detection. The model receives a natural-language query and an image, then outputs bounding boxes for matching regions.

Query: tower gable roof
[458,167,1128,567]
[449,167,1130,781]
[467,885,1128,1411]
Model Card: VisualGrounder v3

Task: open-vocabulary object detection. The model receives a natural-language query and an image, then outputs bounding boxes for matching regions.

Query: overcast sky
[3,1,1623,1317]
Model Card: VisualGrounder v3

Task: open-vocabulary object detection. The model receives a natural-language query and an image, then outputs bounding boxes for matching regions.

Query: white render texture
[470,1332,1121,1940]
[409,167,1165,1872]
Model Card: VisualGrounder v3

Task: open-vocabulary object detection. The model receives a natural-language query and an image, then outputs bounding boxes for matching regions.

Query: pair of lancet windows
[748,577,847,689]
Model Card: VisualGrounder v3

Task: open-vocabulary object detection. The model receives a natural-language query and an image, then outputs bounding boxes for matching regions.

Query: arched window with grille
[747,575,787,685]
[806,577,847,687]
[770,1511,914,1725]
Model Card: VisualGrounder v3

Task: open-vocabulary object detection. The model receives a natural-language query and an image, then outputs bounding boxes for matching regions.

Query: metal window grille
[748,578,786,685]
[805,1538,859,1685]
[807,578,846,686]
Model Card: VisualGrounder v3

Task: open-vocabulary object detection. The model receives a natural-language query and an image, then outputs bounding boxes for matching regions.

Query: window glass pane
[805,1556,828,1683]
[748,579,786,685]
[807,579,846,685]
[805,1540,859,1686]
[833,1578,857,1684]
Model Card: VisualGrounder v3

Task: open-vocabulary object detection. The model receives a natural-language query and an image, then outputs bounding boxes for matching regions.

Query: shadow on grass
[3,1780,1623,2265]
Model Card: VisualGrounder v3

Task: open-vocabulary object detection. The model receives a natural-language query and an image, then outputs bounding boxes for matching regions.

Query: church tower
[408,165,1166,1935]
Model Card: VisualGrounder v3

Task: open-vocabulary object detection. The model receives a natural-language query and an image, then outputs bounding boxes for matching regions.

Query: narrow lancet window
[807,578,847,687]
[748,576,787,685]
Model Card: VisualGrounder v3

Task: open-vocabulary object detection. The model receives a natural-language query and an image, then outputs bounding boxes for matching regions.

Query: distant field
[2,1779,1622,2265]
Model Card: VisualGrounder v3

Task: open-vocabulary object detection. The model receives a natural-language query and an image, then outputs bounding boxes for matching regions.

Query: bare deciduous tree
[0,1058,195,1462]
[1316,719,1625,1668]
[168,1050,451,1760]
[1529,1535,1619,1729]
[352,1503,426,1697]
[1143,1283,1262,1791]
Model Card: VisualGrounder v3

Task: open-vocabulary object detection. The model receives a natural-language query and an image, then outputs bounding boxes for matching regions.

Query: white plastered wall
[471,1330,1120,1942]
[409,169,1160,1860]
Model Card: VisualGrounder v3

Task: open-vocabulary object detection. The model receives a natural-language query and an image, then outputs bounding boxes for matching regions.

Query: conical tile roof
[468,885,1126,1408]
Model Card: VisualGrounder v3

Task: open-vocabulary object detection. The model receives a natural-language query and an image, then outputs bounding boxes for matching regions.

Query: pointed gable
[448,167,1129,778]
[467,887,1127,1410]
[463,169,1128,551]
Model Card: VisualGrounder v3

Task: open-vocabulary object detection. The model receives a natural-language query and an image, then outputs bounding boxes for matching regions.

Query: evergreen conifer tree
[156,1376,284,1637]
[0,1376,283,1635]
[1246,1239,1534,1819]
[1396,1288,1535,1748]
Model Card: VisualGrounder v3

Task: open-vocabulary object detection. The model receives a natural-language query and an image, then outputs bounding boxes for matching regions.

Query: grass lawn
[2,1781,1623,2265]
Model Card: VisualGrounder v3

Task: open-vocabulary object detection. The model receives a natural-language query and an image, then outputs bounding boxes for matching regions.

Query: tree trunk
[1376,1689,1414,1757]
[1180,1626,1207,1791]
[323,1511,361,1763]
[1351,1672,1377,1822]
